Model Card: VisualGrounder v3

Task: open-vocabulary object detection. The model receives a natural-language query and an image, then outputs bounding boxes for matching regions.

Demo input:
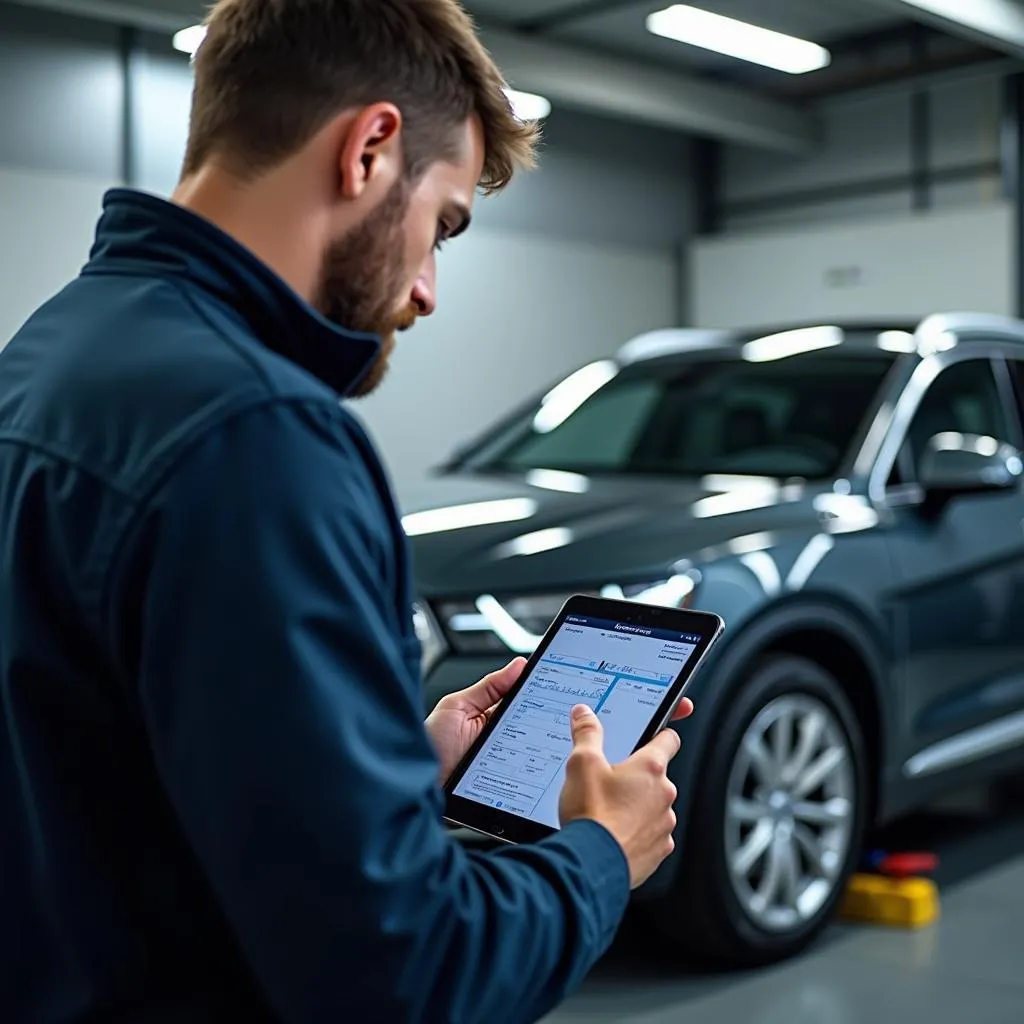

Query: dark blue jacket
[0,189,629,1023]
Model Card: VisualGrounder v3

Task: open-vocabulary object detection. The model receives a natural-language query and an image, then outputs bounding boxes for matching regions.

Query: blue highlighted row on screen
[542,653,676,685]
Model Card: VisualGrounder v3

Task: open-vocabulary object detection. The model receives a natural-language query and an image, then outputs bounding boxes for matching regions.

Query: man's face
[316,116,485,397]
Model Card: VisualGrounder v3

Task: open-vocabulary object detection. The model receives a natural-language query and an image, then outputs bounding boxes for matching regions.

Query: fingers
[569,704,605,756]
[637,727,682,771]
[671,697,694,722]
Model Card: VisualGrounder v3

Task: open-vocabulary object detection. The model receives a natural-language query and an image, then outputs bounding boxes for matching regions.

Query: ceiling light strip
[646,5,831,75]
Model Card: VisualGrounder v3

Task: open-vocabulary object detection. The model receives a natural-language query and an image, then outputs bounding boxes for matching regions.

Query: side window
[891,359,1012,486]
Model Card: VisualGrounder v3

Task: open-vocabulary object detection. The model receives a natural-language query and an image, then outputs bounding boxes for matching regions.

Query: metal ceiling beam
[864,0,1024,59]
[482,28,818,153]
[515,0,640,35]
[1,0,819,153]
[1,0,193,33]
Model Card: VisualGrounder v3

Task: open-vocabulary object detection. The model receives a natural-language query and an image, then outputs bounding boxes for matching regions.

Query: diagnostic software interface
[452,613,700,828]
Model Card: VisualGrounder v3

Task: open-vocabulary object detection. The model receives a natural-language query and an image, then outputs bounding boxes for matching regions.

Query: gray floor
[545,784,1024,1023]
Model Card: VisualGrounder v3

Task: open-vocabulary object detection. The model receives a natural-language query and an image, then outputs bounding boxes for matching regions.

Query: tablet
[443,594,724,845]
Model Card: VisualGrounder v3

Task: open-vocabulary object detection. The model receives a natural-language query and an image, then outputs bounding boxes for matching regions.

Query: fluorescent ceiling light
[173,23,206,56]
[646,5,831,75]
[504,88,552,121]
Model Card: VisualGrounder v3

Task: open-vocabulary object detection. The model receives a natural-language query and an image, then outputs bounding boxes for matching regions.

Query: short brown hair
[181,0,539,194]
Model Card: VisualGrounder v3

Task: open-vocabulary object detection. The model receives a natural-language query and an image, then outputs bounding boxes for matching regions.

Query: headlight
[437,573,700,656]
[412,601,447,676]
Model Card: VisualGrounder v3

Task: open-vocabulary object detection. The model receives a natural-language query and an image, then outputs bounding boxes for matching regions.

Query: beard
[314,178,416,398]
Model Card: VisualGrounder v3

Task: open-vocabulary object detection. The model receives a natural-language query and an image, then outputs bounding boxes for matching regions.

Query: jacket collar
[83,188,382,397]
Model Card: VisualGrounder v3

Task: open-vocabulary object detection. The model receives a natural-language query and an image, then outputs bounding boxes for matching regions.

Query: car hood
[402,470,829,597]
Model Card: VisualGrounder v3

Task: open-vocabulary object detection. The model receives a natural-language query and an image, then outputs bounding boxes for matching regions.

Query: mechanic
[0,2,691,1022]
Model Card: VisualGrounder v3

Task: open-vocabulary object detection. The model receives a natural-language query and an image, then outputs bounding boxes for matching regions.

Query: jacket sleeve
[110,398,630,1024]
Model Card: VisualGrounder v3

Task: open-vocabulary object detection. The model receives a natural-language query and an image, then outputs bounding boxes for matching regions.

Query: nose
[410,254,437,318]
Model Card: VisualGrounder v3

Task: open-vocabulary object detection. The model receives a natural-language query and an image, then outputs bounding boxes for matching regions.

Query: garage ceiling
[26,0,909,59]
[476,0,904,69]
[4,0,1010,59]
[2,0,1015,150]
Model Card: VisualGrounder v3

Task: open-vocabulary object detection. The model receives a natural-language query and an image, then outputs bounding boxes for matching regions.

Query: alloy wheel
[724,693,856,933]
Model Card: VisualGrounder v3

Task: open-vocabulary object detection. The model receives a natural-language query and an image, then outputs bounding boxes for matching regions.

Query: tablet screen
[451,611,702,829]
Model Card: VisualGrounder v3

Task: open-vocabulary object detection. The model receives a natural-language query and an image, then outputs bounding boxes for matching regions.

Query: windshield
[464,351,897,480]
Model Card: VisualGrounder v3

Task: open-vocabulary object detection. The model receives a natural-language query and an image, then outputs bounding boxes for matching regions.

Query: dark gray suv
[406,315,1024,966]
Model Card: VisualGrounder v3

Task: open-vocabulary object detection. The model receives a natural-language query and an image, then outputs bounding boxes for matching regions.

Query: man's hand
[426,658,527,786]
[560,704,691,890]
[426,658,694,788]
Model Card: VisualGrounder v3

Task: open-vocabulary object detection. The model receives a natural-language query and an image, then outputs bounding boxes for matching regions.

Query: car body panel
[886,494,1024,759]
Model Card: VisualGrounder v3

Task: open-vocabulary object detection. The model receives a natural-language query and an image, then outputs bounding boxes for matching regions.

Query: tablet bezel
[442,594,724,845]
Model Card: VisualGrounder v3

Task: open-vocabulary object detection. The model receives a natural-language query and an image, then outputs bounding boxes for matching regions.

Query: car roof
[616,314,1024,367]
[616,322,918,366]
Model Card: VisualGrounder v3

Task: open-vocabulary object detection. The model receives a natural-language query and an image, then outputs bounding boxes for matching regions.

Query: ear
[337,102,403,201]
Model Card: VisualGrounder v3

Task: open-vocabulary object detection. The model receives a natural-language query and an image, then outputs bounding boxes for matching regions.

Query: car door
[878,346,1024,781]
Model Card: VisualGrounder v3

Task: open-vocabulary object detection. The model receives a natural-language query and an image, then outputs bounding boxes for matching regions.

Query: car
[404,313,1024,967]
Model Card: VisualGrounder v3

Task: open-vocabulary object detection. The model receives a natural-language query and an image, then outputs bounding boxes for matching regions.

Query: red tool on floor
[865,850,939,878]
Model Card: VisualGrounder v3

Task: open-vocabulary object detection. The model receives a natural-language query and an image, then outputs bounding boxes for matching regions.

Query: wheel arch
[638,599,890,900]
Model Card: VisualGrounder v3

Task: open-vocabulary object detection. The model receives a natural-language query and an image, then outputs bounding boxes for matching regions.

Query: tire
[653,654,868,968]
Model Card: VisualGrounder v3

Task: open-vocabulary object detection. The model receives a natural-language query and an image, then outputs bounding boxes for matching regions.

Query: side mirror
[918,433,1023,499]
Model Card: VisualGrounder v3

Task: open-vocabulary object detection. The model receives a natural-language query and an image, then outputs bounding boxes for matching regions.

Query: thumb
[468,657,527,711]
[570,704,605,754]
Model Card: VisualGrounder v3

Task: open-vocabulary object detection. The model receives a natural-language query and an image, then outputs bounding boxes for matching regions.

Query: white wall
[357,226,677,496]
[0,165,108,344]
[691,201,1013,328]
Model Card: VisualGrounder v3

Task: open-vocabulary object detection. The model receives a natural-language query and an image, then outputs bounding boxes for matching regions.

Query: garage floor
[544,785,1024,1024]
